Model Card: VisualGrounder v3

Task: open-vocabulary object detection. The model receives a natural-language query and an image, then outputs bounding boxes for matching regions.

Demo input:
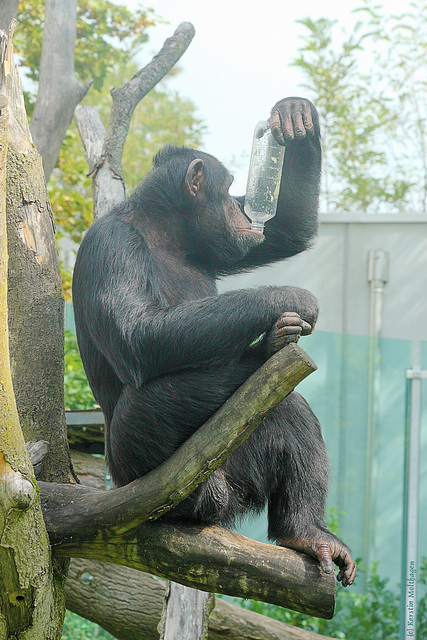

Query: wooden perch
[37,344,336,619]
[67,454,335,638]
[53,518,336,620]
[40,343,317,541]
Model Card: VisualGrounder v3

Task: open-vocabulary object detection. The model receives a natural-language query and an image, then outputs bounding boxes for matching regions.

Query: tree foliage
[64,330,96,411]
[292,0,427,213]
[15,0,158,96]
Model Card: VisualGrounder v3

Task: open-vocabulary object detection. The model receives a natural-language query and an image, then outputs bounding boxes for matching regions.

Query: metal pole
[364,250,389,570]
[400,343,426,640]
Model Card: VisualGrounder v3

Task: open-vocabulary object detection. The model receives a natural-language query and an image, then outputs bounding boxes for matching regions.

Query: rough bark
[159,582,214,640]
[53,518,335,619]
[74,21,195,218]
[74,106,126,219]
[2,25,71,484]
[30,0,91,180]
[0,1,18,31]
[0,30,65,639]
[40,344,317,541]
[65,557,338,640]
[67,452,337,637]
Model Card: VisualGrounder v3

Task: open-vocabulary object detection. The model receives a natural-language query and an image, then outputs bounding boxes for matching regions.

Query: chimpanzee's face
[188,170,264,266]
[221,175,265,258]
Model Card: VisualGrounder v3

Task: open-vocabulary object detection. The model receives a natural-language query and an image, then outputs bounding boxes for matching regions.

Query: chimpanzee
[72,97,356,586]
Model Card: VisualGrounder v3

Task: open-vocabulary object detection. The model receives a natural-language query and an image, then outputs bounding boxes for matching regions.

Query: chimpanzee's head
[148,145,265,267]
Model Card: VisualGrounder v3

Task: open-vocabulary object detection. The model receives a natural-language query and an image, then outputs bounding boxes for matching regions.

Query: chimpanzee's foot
[276,530,357,587]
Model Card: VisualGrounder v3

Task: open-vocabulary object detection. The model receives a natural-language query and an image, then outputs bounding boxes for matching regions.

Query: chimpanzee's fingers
[275,313,311,334]
[269,109,286,145]
[271,106,299,143]
[301,101,315,136]
[275,325,303,337]
[291,109,307,139]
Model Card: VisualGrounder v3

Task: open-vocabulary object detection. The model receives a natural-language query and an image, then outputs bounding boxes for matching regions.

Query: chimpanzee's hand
[269,97,320,146]
[264,312,312,358]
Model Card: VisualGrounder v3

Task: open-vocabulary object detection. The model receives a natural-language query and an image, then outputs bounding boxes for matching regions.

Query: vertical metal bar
[400,342,425,640]
[364,250,389,570]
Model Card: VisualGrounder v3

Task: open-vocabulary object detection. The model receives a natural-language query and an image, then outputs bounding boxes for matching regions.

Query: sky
[133,0,412,193]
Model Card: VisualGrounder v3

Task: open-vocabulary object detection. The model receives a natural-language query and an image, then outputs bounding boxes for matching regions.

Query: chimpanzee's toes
[276,533,357,586]
[336,549,357,587]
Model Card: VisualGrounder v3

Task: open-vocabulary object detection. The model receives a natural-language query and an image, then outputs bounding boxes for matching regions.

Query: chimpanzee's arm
[221,98,321,275]
[73,217,318,388]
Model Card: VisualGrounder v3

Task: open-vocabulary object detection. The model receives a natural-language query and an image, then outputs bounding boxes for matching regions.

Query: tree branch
[54,518,335,619]
[36,345,335,619]
[74,106,126,218]
[104,21,195,179]
[74,22,196,218]
[39,344,317,542]
[30,0,92,180]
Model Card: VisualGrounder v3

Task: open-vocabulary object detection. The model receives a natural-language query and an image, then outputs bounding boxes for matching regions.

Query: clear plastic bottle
[244,120,285,233]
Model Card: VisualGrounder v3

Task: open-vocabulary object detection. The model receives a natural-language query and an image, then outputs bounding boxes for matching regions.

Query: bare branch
[74,106,126,218]
[104,21,195,179]
[74,23,195,218]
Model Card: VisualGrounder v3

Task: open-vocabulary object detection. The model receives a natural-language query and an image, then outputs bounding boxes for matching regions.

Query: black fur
[73,98,335,543]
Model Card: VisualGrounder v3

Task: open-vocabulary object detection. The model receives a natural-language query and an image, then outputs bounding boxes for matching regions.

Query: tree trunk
[0,2,18,31]
[30,0,91,180]
[3,24,72,483]
[0,30,66,639]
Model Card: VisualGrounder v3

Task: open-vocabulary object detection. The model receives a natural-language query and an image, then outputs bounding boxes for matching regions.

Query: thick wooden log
[50,517,335,619]
[65,557,335,640]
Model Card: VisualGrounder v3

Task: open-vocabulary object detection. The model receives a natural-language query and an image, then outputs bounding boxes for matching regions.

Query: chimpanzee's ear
[184,158,205,198]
